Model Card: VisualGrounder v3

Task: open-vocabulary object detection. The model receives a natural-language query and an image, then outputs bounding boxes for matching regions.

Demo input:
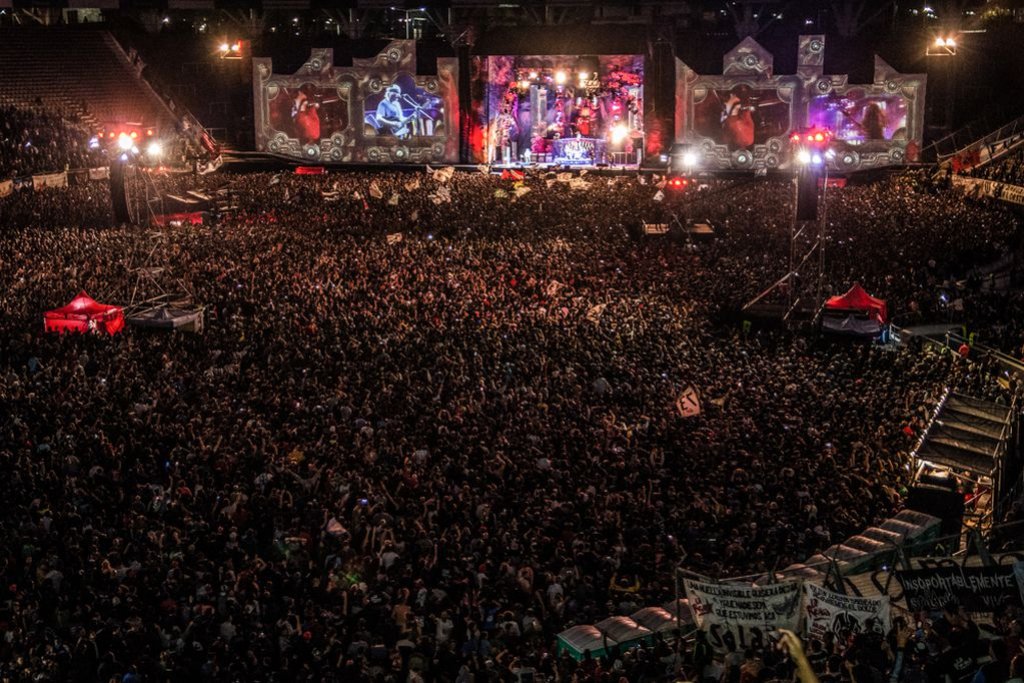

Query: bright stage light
[147,141,163,158]
[529,71,538,80]
[219,42,229,52]
[519,79,530,90]
[88,136,100,150]
[796,149,812,165]
[578,71,589,80]
[554,70,567,85]
[611,124,628,144]
[811,153,823,165]
[682,151,699,168]
[117,133,133,151]
[231,43,240,52]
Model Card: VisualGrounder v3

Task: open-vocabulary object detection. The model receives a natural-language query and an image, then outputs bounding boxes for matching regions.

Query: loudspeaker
[907,484,965,536]
[796,169,818,221]
[109,162,132,225]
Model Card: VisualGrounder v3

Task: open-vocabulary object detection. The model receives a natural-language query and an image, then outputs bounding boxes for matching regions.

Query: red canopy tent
[44,291,125,335]
[824,283,888,323]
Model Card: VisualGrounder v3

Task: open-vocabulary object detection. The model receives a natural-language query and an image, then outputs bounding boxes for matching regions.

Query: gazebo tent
[556,625,617,661]
[128,306,204,332]
[822,283,888,336]
[594,616,654,649]
[44,291,124,335]
[631,606,692,635]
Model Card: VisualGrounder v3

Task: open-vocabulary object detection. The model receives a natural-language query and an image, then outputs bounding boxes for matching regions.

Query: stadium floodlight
[927,35,958,56]
[147,141,163,158]
[117,133,133,151]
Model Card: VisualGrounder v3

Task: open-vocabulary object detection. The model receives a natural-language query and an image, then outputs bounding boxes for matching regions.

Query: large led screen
[808,90,909,144]
[253,42,458,164]
[267,85,349,146]
[692,85,790,150]
[363,73,445,140]
[676,35,925,170]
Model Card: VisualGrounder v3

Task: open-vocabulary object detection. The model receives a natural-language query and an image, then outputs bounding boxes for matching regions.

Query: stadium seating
[0,27,176,131]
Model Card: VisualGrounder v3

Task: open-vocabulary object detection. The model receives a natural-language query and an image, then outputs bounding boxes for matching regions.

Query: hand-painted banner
[32,172,68,189]
[804,583,890,640]
[683,579,801,652]
[896,565,1022,613]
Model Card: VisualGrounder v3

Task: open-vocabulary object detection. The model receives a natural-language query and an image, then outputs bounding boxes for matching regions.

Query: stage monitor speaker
[796,169,818,221]
[907,484,965,536]
[109,162,132,225]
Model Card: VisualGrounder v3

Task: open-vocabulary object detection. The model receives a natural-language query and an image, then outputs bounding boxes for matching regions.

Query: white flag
[586,303,607,323]
[369,181,384,199]
[546,280,564,297]
[675,385,701,417]
[404,178,421,192]
[386,233,404,245]
[388,193,400,206]
[653,190,665,202]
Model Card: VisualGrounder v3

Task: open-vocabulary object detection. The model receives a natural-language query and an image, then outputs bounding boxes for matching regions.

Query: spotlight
[529,71,538,80]
[231,43,240,52]
[147,141,163,158]
[129,131,138,139]
[811,153,823,166]
[519,79,531,90]
[796,149,811,165]
[682,151,699,169]
[578,71,590,81]
[117,133,133,151]
[88,136,100,150]
[554,70,567,85]
[611,124,628,144]
[219,42,230,52]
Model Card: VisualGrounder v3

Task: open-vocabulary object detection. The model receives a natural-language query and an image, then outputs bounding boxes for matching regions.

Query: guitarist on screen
[374,85,412,139]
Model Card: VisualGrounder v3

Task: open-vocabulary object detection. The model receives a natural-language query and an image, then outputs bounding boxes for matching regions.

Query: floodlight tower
[786,129,831,319]
[742,128,832,321]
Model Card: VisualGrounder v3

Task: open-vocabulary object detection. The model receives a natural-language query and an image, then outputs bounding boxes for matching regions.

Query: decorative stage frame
[676,36,926,171]
[253,41,458,164]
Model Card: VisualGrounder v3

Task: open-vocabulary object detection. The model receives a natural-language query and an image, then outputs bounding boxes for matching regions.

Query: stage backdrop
[469,54,644,165]
[677,35,925,171]
[253,41,458,164]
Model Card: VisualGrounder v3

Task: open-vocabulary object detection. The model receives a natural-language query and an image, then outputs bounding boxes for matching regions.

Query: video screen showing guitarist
[374,85,410,138]
[365,76,443,139]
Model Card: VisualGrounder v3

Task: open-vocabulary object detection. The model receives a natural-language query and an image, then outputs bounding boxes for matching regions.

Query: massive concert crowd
[2,139,1024,680]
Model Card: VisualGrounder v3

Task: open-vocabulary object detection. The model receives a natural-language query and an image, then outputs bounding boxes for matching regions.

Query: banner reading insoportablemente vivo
[804,583,890,640]
[896,565,1022,613]
[684,579,802,652]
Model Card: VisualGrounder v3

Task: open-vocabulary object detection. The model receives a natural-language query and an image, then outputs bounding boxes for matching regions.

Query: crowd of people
[964,139,1024,187]
[0,105,106,179]
[0,167,1022,682]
